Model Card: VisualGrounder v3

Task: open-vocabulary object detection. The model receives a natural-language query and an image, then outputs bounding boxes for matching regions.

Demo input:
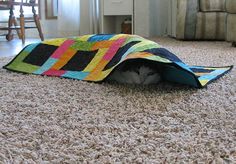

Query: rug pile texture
[0,38,235,163]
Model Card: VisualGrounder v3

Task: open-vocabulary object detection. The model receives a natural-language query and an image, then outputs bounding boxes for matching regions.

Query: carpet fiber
[0,37,235,163]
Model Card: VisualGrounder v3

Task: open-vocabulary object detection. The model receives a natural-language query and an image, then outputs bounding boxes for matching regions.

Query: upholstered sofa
[170,0,236,46]
[226,0,236,46]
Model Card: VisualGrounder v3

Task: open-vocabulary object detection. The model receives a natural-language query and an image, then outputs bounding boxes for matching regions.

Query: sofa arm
[176,0,199,40]
[226,0,236,45]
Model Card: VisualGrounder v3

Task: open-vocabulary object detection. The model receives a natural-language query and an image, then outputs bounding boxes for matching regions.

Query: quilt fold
[3,34,233,88]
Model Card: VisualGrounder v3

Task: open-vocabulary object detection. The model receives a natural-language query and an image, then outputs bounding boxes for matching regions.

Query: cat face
[107,65,162,85]
[133,66,161,84]
[106,59,163,85]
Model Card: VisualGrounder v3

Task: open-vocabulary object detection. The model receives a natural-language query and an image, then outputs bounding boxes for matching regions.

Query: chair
[0,0,44,44]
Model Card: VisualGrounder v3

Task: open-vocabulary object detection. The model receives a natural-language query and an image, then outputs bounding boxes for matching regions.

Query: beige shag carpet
[0,37,235,163]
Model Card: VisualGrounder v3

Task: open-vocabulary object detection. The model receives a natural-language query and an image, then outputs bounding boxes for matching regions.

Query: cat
[106,59,163,85]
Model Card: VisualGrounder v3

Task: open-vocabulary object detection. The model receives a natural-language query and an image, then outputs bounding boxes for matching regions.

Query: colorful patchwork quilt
[3,34,233,88]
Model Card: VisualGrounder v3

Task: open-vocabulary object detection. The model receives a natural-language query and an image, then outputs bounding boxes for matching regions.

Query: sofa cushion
[196,12,226,40]
[200,0,225,11]
[226,0,236,13]
[176,0,199,39]
[226,14,236,41]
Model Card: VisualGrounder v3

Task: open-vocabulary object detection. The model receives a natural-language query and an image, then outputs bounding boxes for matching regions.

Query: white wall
[33,0,91,38]
[39,0,58,38]
[134,0,169,37]
[42,0,170,38]
[134,0,150,37]
[150,0,169,36]
[80,0,93,35]
[1,0,169,38]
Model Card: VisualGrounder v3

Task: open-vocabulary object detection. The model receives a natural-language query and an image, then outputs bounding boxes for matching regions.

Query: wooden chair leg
[34,15,44,41]
[13,17,22,39]
[19,5,25,44]
[32,6,44,41]
[6,6,14,41]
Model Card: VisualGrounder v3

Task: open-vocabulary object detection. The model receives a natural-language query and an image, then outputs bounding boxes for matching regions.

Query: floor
[0,37,235,163]
[0,37,41,57]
